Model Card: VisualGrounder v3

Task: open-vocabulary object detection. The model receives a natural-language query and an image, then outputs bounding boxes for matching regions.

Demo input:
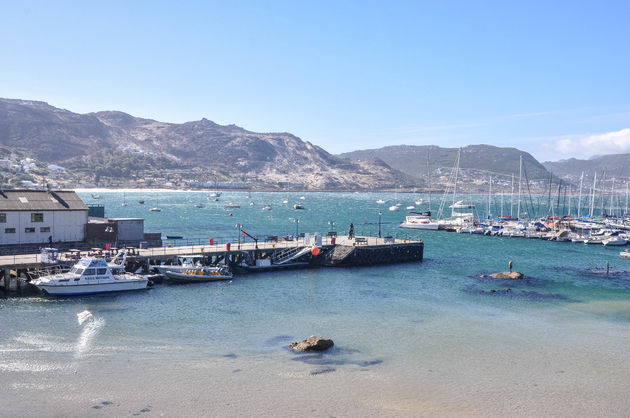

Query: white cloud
[545,128,630,160]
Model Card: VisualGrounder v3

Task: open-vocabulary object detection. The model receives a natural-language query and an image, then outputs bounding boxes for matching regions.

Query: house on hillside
[0,190,88,246]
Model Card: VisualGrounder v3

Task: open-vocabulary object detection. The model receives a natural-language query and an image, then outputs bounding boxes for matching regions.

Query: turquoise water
[1,191,629,415]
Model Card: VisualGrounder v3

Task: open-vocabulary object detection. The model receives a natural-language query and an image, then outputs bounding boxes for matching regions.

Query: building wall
[0,210,87,245]
[116,219,144,242]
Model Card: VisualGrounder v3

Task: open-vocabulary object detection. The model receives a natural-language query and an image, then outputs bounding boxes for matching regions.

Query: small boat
[249,201,255,206]
[194,203,205,208]
[415,199,424,205]
[389,205,400,211]
[262,205,272,211]
[300,196,306,200]
[602,237,628,246]
[138,200,145,204]
[91,194,101,199]
[225,203,240,209]
[282,198,289,204]
[164,266,232,283]
[399,212,439,230]
[620,251,630,259]
[406,205,415,210]
[209,191,222,198]
[376,199,385,204]
[31,257,148,296]
[121,202,127,207]
[449,200,475,209]
[154,254,203,275]
[293,202,305,210]
[149,207,161,212]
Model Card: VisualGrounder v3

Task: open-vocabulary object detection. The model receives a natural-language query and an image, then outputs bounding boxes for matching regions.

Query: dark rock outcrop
[490,271,524,279]
[288,336,334,352]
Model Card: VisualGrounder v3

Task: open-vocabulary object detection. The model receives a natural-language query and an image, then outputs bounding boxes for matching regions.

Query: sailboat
[149,197,161,212]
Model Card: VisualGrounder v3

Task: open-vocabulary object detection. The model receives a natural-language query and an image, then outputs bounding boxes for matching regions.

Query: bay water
[1,191,629,416]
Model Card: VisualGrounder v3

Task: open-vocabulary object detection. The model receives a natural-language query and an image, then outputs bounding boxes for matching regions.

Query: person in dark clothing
[48,235,53,246]
[348,223,354,239]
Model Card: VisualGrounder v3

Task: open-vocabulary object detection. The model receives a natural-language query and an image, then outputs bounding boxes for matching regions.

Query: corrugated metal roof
[0,190,89,211]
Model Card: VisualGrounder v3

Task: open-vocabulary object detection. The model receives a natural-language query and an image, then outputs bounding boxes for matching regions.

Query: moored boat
[164,266,232,283]
[31,257,148,296]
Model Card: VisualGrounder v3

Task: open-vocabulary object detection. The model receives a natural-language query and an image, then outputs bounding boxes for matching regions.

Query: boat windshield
[71,267,84,275]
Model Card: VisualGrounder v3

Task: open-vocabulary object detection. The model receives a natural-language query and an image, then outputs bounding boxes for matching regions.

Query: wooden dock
[0,235,423,293]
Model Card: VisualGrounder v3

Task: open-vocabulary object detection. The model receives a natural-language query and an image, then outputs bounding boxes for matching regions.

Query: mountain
[543,154,630,183]
[339,144,551,180]
[0,98,410,190]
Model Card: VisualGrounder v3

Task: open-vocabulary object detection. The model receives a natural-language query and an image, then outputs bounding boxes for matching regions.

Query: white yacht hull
[35,279,147,296]
[399,221,439,230]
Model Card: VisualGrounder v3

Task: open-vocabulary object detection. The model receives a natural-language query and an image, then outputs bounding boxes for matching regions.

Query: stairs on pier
[272,246,311,265]
[323,245,356,266]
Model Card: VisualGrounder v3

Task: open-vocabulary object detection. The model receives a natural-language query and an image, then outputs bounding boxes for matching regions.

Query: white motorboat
[414,199,424,205]
[249,201,255,206]
[406,205,415,210]
[282,198,289,204]
[399,212,439,230]
[154,255,205,276]
[376,199,385,204]
[91,194,101,199]
[294,202,305,210]
[225,203,240,208]
[300,196,306,200]
[389,205,400,211]
[602,237,628,246]
[149,207,161,212]
[31,257,148,296]
[262,205,272,211]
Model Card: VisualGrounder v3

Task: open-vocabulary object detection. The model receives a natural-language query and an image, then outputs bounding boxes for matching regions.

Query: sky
[2,0,630,162]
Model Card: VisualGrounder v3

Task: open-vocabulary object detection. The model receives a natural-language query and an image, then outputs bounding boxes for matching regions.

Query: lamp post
[328,220,335,233]
[378,211,382,238]
[292,218,300,244]
[235,223,243,250]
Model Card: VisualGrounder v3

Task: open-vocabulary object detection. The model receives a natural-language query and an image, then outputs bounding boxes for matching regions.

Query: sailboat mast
[568,185,572,218]
[488,176,492,219]
[426,150,432,211]
[577,171,583,218]
[517,155,522,219]
[626,182,629,216]
[610,178,615,217]
[501,191,504,217]
[452,148,460,208]
[510,173,514,218]
[590,171,597,217]
[546,171,553,218]
[600,169,606,217]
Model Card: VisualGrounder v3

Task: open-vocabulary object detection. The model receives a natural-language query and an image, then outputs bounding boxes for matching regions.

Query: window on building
[31,213,44,222]
[25,227,35,233]
[0,213,5,223]
[4,228,15,233]
[40,227,51,232]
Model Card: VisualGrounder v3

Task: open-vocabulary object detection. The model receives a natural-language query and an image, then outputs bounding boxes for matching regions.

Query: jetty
[0,235,423,294]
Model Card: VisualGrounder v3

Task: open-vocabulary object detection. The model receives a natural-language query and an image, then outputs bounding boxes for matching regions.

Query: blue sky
[2,0,630,161]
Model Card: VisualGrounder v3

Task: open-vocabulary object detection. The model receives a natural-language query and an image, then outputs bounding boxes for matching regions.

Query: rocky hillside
[339,144,551,181]
[543,154,630,183]
[0,98,410,190]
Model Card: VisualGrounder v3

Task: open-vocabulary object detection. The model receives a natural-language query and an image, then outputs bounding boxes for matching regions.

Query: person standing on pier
[348,223,354,239]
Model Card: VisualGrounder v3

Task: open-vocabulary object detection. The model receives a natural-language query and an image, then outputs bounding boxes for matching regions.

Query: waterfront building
[0,189,88,246]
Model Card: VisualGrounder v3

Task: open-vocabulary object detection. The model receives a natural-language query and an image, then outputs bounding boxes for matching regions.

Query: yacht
[399,211,439,230]
[31,257,148,296]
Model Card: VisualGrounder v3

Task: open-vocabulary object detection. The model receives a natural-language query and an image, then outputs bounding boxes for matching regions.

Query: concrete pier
[0,235,423,294]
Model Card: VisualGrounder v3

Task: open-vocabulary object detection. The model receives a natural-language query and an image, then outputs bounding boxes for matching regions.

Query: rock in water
[288,336,334,352]
[490,271,524,279]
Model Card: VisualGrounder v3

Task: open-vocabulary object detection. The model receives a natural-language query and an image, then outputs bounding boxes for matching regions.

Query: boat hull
[164,271,232,283]
[35,279,148,296]
[399,222,439,230]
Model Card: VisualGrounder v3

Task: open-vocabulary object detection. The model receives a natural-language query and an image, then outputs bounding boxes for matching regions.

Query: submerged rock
[289,336,334,352]
[490,271,524,279]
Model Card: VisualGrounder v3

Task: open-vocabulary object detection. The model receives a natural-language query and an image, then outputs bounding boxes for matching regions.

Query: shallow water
[1,191,629,416]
